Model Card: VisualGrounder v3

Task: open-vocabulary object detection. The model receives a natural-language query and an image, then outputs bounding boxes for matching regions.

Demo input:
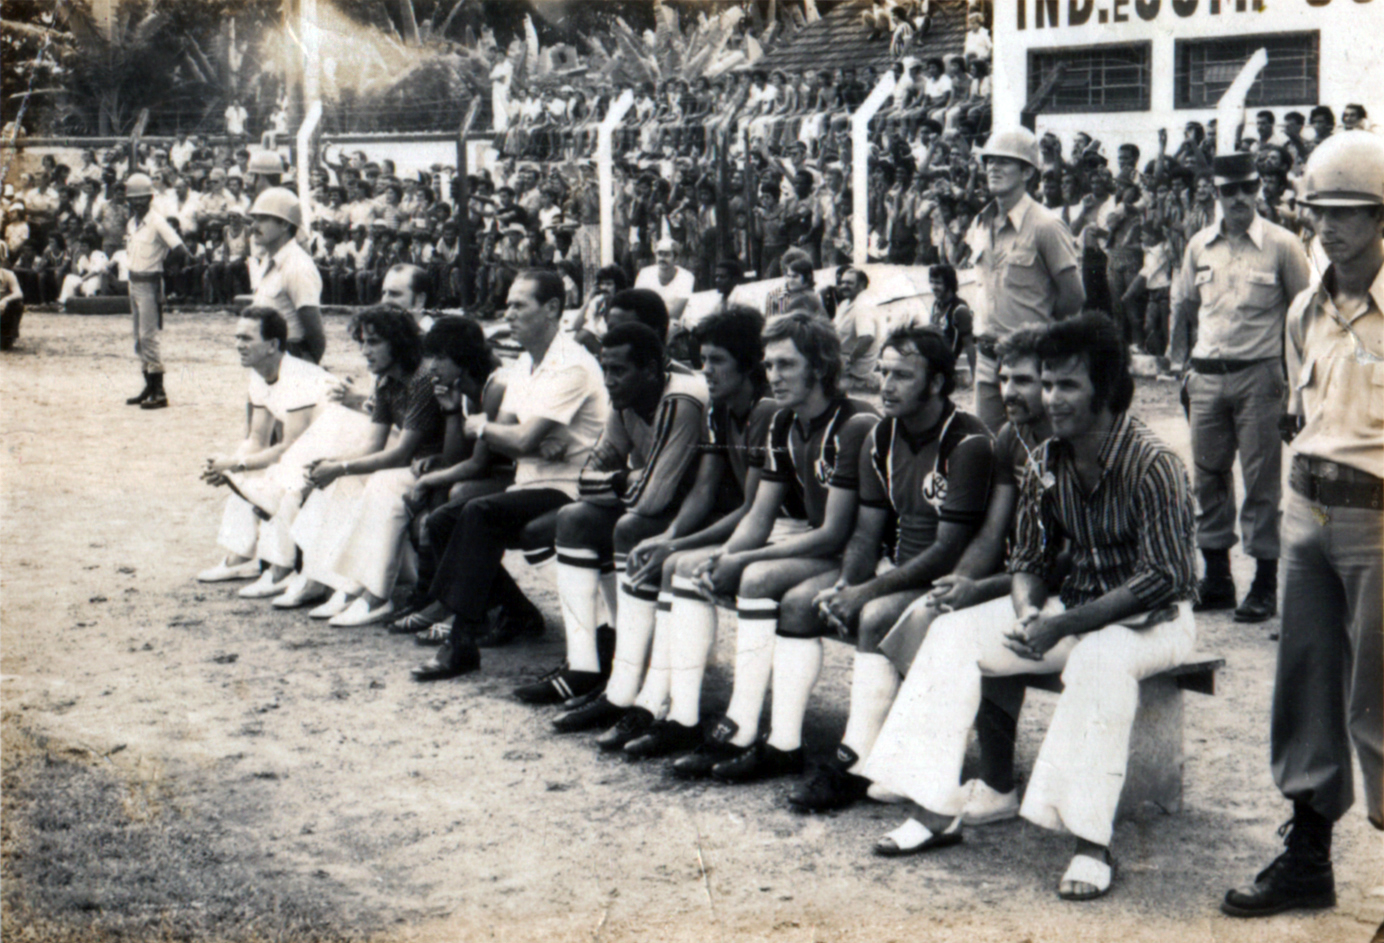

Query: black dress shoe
[1233,585,1277,623]
[1192,576,1237,612]
[553,694,626,733]
[788,745,870,812]
[410,637,481,682]
[671,717,741,779]
[513,667,604,705]
[595,707,656,751]
[1222,812,1335,918]
[624,719,703,758]
[712,737,805,784]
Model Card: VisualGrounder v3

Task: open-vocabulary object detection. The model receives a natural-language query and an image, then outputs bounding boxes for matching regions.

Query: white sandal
[1058,852,1115,901]
[872,815,963,857]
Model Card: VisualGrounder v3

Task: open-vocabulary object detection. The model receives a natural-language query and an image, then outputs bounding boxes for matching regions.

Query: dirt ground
[2,310,1381,943]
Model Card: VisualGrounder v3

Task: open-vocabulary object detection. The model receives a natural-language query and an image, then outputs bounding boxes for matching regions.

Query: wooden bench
[1013,655,1225,819]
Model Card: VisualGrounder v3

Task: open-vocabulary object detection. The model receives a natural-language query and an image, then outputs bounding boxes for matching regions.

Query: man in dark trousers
[1222,131,1384,919]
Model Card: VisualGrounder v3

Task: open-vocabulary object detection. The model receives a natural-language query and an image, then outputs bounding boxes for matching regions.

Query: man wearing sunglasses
[1222,130,1384,919]
[1173,152,1310,624]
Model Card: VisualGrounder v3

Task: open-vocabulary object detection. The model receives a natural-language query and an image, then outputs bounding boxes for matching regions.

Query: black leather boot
[126,370,152,405]
[1222,803,1335,917]
[141,371,168,409]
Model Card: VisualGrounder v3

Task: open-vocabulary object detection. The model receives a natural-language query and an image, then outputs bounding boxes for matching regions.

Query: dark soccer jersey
[703,396,777,513]
[762,397,879,528]
[859,404,994,564]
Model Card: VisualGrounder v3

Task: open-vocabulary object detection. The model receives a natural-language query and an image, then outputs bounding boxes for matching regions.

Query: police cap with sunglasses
[1211,152,1260,197]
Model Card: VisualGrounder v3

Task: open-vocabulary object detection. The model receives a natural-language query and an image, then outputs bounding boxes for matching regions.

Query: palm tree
[49,0,256,135]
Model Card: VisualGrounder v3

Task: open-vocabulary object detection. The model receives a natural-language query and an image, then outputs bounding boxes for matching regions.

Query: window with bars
[1175,32,1319,109]
[1027,43,1152,114]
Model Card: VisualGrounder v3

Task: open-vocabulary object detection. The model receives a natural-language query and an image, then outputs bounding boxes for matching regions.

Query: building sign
[1016,0,1372,31]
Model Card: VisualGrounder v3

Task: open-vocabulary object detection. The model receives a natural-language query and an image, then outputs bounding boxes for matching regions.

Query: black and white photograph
[1,1,1381,940]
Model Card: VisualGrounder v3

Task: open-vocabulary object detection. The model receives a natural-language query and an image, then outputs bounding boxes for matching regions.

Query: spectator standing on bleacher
[1174,152,1310,624]
[967,128,1084,432]
[1222,130,1384,921]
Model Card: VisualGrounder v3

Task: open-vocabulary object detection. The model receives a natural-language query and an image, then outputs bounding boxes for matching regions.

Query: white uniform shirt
[125,212,184,274]
[501,330,609,498]
[248,353,335,424]
[251,240,322,343]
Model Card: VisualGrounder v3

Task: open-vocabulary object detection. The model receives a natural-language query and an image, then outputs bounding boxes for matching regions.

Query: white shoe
[867,782,908,804]
[271,574,327,609]
[328,597,394,628]
[237,569,293,599]
[197,558,262,583]
[308,590,352,619]
[960,779,1020,826]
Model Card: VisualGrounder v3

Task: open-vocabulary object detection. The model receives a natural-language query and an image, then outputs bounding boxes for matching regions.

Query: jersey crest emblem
[921,469,948,508]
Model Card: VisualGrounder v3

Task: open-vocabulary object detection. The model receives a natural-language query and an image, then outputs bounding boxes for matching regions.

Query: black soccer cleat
[711,737,805,784]
[594,707,656,752]
[787,745,871,812]
[670,716,741,779]
[624,719,703,759]
[513,667,603,706]
[552,693,626,733]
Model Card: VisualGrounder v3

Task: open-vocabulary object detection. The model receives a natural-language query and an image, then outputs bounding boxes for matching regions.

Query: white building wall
[993,0,1384,159]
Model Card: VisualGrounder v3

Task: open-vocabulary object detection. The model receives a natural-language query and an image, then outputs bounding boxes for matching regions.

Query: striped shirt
[1009,413,1196,610]
[578,370,709,517]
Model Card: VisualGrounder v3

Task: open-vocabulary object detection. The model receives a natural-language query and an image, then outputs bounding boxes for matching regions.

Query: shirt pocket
[1245,270,1281,308]
[1003,242,1044,290]
[1193,268,1216,305]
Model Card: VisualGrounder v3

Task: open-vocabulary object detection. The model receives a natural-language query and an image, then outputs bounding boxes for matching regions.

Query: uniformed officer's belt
[1190,358,1265,375]
[1290,455,1383,510]
[128,271,163,282]
[976,336,999,359]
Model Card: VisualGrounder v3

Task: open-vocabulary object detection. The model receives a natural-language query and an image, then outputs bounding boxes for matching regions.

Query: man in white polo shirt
[411,269,609,681]
[198,307,339,589]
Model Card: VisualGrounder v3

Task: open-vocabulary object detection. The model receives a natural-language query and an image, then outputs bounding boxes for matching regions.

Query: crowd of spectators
[0,0,1372,384]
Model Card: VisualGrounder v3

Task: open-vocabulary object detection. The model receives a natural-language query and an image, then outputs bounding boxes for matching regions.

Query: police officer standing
[967,127,1085,432]
[124,172,186,409]
[1222,131,1384,918]
[1173,152,1310,622]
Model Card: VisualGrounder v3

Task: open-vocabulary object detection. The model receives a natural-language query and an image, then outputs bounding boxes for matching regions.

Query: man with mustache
[1173,153,1310,623]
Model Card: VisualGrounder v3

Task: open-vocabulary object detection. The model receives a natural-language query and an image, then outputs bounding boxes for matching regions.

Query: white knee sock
[605,578,659,707]
[633,591,675,715]
[556,545,602,672]
[724,596,780,746]
[666,577,717,727]
[599,562,618,627]
[765,636,823,752]
[840,651,901,771]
